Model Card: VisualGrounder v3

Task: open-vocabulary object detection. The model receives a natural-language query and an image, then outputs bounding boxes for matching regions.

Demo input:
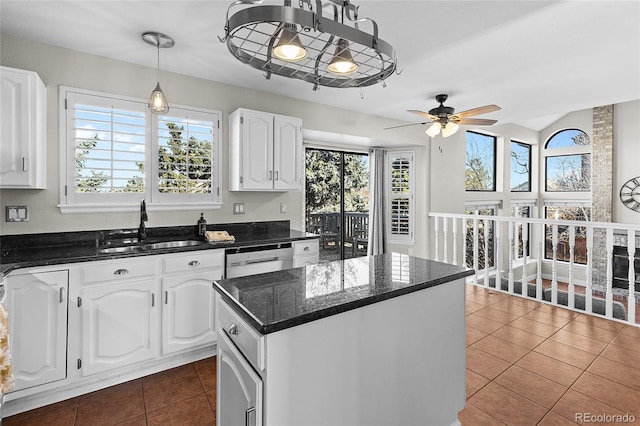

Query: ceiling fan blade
[384,122,430,130]
[407,109,438,120]
[453,104,501,118]
[455,117,498,125]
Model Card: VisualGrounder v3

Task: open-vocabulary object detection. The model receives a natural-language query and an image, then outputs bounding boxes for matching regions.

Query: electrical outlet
[280,202,287,214]
[6,206,29,222]
[233,203,245,215]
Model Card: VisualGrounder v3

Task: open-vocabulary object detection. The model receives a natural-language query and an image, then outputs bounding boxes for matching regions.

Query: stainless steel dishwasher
[225,243,293,278]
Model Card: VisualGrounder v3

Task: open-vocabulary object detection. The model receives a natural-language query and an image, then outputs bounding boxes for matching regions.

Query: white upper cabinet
[229,108,302,191]
[0,66,46,189]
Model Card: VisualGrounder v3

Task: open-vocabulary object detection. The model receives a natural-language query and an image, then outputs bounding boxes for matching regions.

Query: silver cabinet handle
[114,268,129,276]
[245,407,255,426]
[22,157,27,171]
[228,323,239,335]
[188,260,200,267]
[275,171,279,180]
[59,287,65,303]
[151,293,155,307]
[269,170,273,180]
[303,246,310,252]
[165,290,168,304]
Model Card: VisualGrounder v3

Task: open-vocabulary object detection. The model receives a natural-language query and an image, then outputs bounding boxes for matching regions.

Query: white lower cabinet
[161,270,220,355]
[81,278,160,376]
[292,239,319,267]
[6,270,68,391]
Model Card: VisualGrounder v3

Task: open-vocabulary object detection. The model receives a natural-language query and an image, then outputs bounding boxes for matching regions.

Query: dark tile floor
[5,285,640,425]
[4,357,216,426]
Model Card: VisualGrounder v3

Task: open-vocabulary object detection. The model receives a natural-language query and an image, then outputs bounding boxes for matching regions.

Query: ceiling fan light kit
[219,0,396,90]
[387,93,501,138]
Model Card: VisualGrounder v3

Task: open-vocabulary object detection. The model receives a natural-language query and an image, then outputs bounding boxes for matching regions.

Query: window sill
[58,202,222,214]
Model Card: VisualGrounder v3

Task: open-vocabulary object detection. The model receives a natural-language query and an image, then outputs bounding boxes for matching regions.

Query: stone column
[591,105,614,287]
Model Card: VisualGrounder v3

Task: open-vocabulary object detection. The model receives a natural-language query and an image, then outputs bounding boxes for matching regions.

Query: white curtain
[368,148,386,255]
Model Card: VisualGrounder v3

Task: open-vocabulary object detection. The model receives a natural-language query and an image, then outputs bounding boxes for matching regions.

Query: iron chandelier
[219,0,397,90]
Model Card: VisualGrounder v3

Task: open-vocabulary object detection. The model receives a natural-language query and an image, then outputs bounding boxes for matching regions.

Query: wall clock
[620,176,640,212]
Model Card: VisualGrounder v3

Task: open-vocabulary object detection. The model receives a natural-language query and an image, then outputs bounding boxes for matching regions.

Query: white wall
[0,35,425,237]
[613,100,640,224]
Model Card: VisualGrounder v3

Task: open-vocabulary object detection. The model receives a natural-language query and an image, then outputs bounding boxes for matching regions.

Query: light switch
[280,202,287,214]
[6,206,29,222]
[233,203,245,215]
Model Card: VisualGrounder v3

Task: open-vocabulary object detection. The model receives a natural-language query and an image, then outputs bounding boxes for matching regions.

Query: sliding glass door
[305,148,369,263]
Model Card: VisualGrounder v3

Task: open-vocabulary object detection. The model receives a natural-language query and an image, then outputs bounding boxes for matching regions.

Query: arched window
[544,129,591,192]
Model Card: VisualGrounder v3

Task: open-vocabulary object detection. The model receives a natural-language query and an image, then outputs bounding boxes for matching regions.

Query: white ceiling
[2,0,639,131]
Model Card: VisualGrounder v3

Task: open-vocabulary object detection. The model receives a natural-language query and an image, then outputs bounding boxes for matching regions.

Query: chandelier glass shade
[425,121,460,138]
[220,0,396,90]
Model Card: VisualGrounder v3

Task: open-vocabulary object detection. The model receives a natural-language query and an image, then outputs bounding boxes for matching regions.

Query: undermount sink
[98,246,142,254]
[143,240,202,250]
[98,240,202,254]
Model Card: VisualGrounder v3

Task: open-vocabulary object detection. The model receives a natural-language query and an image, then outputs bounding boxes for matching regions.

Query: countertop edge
[213,268,474,335]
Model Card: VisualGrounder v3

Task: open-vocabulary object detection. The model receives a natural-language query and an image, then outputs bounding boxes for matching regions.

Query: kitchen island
[213,252,473,426]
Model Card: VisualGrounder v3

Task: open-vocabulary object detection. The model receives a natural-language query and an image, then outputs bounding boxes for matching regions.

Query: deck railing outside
[429,212,640,327]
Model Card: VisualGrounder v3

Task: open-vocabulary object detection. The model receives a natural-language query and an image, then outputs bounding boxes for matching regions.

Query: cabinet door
[217,330,263,426]
[81,279,160,376]
[0,67,45,189]
[6,270,68,391]
[273,115,302,190]
[241,110,273,190]
[161,270,220,355]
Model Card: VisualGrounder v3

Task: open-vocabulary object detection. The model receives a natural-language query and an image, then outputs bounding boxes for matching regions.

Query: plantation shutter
[154,107,220,203]
[66,91,148,205]
[388,151,414,243]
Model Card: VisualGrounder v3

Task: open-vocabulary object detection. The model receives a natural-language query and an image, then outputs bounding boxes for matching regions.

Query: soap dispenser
[197,213,207,236]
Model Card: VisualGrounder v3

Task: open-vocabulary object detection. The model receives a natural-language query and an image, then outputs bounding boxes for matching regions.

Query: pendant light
[327,38,358,75]
[142,32,174,115]
[273,23,307,61]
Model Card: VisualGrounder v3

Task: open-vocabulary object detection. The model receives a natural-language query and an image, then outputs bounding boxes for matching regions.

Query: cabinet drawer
[82,258,158,284]
[293,239,319,256]
[216,295,264,371]
[163,250,224,274]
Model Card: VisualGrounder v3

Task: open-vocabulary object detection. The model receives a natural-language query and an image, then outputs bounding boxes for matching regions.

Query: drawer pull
[188,260,200,267]
[114,268,129,276]
[59,287,65,303]
[303,246,310,252]
[228,323,239,335]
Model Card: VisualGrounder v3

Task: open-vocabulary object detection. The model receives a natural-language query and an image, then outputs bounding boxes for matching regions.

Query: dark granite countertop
[213,253,474,335]
[0,220,318,277]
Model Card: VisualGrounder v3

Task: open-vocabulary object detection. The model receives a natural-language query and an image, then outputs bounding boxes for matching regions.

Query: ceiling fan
[385,94,501,138]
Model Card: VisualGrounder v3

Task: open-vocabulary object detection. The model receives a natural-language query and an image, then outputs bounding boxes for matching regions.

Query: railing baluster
[605,228,614,319]
[586,227,594,314]
[568,226,576,310]
[628,229,637,324]
[434,216,440,262]
[536,224,543,301]
[452,217,458,266]
[551,223,558,305]
[521,220,528,296]
[462,218,468,271]
[508,221,514,293]
[473,216,479,286]
[443,216,449,264]
[495,218,502,292]
[484,218,489,287]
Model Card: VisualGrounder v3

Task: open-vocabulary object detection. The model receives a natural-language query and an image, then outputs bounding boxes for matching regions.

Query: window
[60,87,221,212]
[511,202,534,259]
[465,204,499,270]
[544,129,591,192]
[466,131,496,191]
[510,140,531,192]
[388,151,414,243]
[544,205,591,264]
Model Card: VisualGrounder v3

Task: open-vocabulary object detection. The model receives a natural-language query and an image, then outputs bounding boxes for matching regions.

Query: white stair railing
[429,212,640,327]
